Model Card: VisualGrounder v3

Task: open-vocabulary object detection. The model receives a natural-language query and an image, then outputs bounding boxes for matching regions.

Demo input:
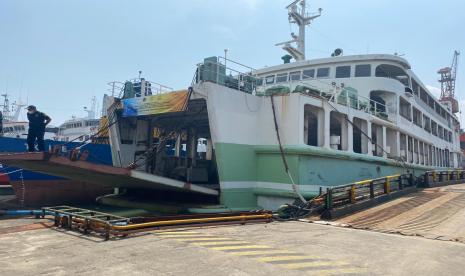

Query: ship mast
[84,96,97,119]
[276,0,322,61]
[1,94,10,122]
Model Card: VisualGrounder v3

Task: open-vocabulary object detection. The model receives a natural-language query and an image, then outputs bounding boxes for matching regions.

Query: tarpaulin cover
[122,90,188,117]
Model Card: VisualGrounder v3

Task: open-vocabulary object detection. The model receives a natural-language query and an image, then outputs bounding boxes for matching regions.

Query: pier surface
[1,191,465,276]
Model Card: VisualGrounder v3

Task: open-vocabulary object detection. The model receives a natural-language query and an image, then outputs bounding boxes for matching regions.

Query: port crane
[438,51,460,113]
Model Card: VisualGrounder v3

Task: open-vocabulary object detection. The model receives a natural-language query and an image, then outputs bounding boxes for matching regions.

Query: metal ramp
[42,206,130,239]
[0,152,219,196]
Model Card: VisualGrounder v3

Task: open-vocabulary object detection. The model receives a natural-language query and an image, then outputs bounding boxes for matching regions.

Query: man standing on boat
[26,105,51,152]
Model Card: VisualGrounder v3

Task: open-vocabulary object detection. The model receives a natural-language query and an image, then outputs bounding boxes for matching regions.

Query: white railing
[108,79,173,99]
[126,78,173,95]
[333,89,391,122]
[195,56,258,94]
[257,77,392,122]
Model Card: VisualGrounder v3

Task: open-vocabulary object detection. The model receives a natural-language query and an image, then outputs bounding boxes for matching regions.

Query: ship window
[265,75,275,84]
[440,108,446,119]
[355,64,371,77]
[371,124,383,157]
[302,69,315,79]
[413,107,422,127]
[411,79,419,96]
[375,64,410,87]
[276,73,288,83]
[290,71,301,81]
[353,117,368,154]
[431,121,437,136]
[86,121,98,127]
[304,105,324,147]
[434,102,441,115]
[438,125,444,139]
[428,96,435,110]
[418,142,425,164]
[423,115,431,132]
[407,136,413,163]
[316,67,330,78]
[400,133,407,160]
[420,87,428,103]
[399,97,412,121]
[330,111,348,151]
[335,66,351,78]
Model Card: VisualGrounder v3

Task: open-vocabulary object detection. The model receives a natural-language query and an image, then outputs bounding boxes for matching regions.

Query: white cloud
[426,85,441,98]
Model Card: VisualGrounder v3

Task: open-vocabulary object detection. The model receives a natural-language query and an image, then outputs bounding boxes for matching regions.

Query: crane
[438,50,460,113]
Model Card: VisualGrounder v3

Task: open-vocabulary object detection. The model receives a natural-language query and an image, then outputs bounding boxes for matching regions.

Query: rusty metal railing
[324,174,413,210]
[423,169,465,187]
[324,169,465,212]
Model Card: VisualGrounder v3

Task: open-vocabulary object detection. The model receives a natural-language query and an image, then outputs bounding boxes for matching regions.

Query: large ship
[102,0,461,211]
[55,97,101,142]
[0,1,460,212]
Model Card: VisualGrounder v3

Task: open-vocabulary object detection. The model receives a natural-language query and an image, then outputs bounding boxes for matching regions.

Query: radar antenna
[276,0,322,61]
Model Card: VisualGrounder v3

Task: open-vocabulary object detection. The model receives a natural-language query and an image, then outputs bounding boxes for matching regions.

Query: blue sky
[1,0,464,125]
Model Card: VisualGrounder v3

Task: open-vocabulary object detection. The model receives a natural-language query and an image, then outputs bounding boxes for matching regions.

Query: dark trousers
[27,128,45,152]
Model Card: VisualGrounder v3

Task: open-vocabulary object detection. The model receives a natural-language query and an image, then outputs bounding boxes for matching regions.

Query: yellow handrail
[354,174,400,185]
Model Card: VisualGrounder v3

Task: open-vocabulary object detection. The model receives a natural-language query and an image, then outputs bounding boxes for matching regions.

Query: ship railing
[257,76,393,122]
[423,169,465,187]
[195,56,259,94]
[331,88,391,122]
[324,174,413,211]
[107,80,173,99]
[322,169,465,218]
[126,78,174,95]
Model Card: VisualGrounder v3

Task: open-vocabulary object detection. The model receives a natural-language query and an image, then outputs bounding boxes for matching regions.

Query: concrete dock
[1,192,465,276]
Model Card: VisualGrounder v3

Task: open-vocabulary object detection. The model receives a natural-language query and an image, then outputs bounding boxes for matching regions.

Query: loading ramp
[0,152,218,196]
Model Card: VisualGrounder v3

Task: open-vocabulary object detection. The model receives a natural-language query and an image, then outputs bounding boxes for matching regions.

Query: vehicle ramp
[0,152,218,196]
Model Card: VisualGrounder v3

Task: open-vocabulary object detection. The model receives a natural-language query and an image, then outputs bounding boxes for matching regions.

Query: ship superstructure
[56,97,100,142]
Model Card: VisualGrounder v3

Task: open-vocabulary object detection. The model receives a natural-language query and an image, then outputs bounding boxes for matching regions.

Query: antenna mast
[1,94,10,121]
[276,0,322,61]
[438,50,460,113]
[84,96,97,119]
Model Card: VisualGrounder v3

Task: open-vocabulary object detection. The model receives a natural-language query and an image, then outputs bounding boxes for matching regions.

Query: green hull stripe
[214,142,440,209]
